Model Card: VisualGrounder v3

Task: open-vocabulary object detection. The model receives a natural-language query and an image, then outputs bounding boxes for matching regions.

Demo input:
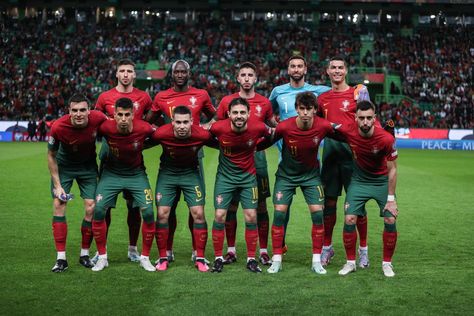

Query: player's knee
[84,200,95,215]
[215,209,227,223]
[383,216,396,225]
[344,215,357,225]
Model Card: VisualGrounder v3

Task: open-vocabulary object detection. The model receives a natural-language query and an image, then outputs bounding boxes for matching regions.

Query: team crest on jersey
[189,96,197,108]
[276,191,283,201]
[192,146,198,152]
[344,202,350,213]
[216,194,223,205]
[372,146,380,154]
[341,100,350,112]
[133,141,139,150]
[255,105,262,116]
[313,137,320,145]
[92,131,97,138]
[96,194,103,202]
[133,101,140,111]
[247,139,254,147]
[156,192,162,202]
[48,137,55,145]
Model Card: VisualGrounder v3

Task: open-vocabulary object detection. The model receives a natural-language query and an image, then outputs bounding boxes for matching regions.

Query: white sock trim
[57,251,66,260]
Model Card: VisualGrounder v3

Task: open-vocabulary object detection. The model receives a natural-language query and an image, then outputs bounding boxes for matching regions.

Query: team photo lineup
[48,54,400,277]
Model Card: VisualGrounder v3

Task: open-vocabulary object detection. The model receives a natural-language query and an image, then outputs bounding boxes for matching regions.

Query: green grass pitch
[0,142,473,315]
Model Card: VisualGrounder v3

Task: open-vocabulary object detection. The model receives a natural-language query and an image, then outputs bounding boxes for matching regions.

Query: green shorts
[321,138,353,197]
[273,175,324,206]
[214,172,258,210]
[51,163,98,200]
[344,179,389,217]
[155,168,205,207]
[93,168,154,222]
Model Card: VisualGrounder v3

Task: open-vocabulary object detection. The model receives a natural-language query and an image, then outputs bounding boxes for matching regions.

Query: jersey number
[194,186,202,198]
[144,189,153,202]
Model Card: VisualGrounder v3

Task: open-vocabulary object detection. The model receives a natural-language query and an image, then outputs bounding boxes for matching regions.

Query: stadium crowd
[1,15,472,128]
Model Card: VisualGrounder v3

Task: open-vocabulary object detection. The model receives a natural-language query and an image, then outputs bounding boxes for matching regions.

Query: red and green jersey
[275,116,334,179]
[151,87,215,124]
[48,110,107,166]
[337,122,398,177]
[317,87,357,125]
[95,87,152,119]
[151,124,212,172]
[217,93,273,123]
[210,119,271,179]
[99,119,155,175]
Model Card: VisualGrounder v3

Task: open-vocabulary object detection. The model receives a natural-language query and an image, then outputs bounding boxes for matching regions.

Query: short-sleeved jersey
[151,87,215,124]
[95,87,152,119]
[210,120,271,179]
[151,124,212,172]
[337,122,398,176]
[99,119,154,175]
[269,83,330,121]
[48,110,107,166]
[217,93,273,123]
[317,87,357,125]
[275,117,334,179]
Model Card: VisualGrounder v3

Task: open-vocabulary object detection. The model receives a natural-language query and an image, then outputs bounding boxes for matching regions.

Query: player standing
[216,62,277,266]
[209,98,272,273]
[317,56,371,268]
[48,94,107,272]
[151,106,213,272]
[266,92,334,274]
[91,98,156,272]
[94,59,152,262]
[335,101,399,277]
[269,55,330,252]
[147,59,216,262]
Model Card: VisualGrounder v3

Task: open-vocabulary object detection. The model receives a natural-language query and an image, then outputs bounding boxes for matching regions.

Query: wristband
[387,195,395,202]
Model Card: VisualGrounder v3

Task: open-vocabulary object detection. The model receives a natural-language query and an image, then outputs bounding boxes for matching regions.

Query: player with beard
[269,55,330,253]
[317,56,372,268]
[92,98,156,272]
[94,59,152,263]
[335,101,399,277]
[48,94,107,272]
[209,98,272,273]
[147,60,216,264]
[216,62,277,266]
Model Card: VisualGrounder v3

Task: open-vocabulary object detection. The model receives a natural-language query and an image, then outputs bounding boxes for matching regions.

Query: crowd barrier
[1,121,473,150]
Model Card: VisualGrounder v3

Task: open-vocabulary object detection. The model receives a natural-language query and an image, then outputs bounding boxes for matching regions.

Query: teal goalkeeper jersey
[269,83,330,121]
